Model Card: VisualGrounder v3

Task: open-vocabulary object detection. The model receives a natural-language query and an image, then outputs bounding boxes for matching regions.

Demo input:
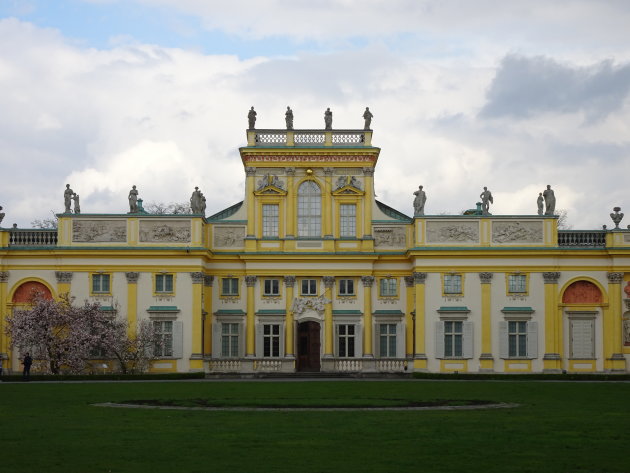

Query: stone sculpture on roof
[363,107,373,130]
[72,194,80,214]
[324,108,333,130]
[285,106,293,130]
[64,184,74,213]
[248,106,257,129]
[480,187,493,215]
[413,185,427,216]
[537,192,544,216]
[543,185,555,215]
[128,185,139,213]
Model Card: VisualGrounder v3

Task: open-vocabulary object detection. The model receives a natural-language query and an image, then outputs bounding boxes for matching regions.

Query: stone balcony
[246,129,373,147]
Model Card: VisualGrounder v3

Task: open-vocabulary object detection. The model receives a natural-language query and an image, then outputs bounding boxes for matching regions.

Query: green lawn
[1,379,628,473]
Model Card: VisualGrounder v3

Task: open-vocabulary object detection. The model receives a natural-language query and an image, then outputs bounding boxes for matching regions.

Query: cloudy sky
[1,0,630,229]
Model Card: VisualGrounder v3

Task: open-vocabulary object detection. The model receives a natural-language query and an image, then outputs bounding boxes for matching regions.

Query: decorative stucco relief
[139,221,191,242]
[492,221,543,244]
[374,226,406,247]
[213,226,246,248]
[426,221,479,243]
[73,220,127,242]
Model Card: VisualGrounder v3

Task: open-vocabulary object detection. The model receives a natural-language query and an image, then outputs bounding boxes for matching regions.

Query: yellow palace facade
[1,124,630,375]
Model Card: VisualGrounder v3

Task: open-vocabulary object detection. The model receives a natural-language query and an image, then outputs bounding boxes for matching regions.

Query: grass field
[1,379,629,473]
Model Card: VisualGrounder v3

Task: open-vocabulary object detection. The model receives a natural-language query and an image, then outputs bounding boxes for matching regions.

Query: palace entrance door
[297,321,321,372]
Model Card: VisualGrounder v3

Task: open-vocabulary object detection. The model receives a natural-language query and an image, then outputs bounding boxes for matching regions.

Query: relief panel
[492,221,543,244]
[374,226,406,248]
[426,221,479,244]
[139,220,191,243]
[73,220,127,242]
[213,226,246,248]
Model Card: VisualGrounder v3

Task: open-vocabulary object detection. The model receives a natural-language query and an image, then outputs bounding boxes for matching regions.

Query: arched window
[298,180,321,237]
[562,280,602,304]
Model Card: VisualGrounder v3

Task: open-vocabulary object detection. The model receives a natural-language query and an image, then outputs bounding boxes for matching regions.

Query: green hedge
[0,372,205,382]
[412,371,630,381]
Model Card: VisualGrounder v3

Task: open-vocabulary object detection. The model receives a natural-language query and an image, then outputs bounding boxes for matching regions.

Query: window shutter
[499,321,508,359]
[527,321,538,359]
[172,321,183,358]
[212,322,221,358]
[462,321,474,359]
[239,323,245,358]
[256,323,263,358]
[435,321,445,358]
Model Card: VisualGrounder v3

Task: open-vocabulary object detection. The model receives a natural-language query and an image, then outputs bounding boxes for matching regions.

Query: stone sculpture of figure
[537,193,544,216]
[480,186,493,215]
[363,107,373,130]
[248,106,257,129]
[0,206,4,225]
[543,185,556,215]
[190,187,203,213]
[201,194,207,215]
[324,108,333,130]
[285,106,294,130]
[128,185,138,213]
[413,185,427,216]
[64,184,74,213]
[72,194,80,214]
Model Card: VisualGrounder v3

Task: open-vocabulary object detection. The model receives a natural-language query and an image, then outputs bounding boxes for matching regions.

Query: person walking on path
[22,353,32,381]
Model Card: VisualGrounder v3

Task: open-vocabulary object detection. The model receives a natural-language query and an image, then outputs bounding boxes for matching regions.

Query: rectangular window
[221,323,239,357]
[337,324,355,357]
[92,274,111,294]
[444,321,463,357]
[338,279,355,296]
[379,278,397,297]
[508,321,527,357]
[263,279,280,296]
[444,274,462,295]
[339,204,356,238]
[508,274,527,294]
[379,324,397,357]
[153,320,173,357]
[262,204,279,237]
[221,278,239,296]
[155,274,174,293]
[263,324,281,357]
[301,279,318,296]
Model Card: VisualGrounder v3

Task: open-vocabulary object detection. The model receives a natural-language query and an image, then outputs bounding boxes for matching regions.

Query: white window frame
[263,279,280,296]
[435,317,473,359]
[262,204,279,237]
[300,279,318,296]
[379,278,398,297]
[255,317,285,358]
[339,203,356,238]
[155,274,174,294]
[338,278,355,296]
[92,273,111,294]
[212,315,246,359]
[147,310,183,359]
[221,277,239,296]
[443,274,462,295]
[297,180,321,237]
[499,320,538,359]
[334,316,363,358]
[508,274,527,294]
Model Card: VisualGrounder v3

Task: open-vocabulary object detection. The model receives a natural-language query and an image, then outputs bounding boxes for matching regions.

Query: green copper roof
[375,200,413,223]
[207,201,243,221]
[501,307,535,313]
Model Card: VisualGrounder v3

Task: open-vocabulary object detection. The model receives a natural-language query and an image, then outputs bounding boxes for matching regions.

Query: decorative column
[245,275,257,357]
[189,272,204,370]
[361,276,375,357]
[0,271,9,361]
[542,272,562,373]
[285,168,296,239]
[284,276,296,358]
[125,272,139,337]
[362,168,375,251]
[412,272,428,370]
[404,276,415,358]
[203,275,214,358]
[323,276,335,357]
[606,272,626,371]
[479,272,494,372]
[245,167,257,250]
[55,271,73,297]
[323,168,333,239]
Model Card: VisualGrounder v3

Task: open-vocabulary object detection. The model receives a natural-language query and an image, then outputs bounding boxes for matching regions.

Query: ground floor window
[263,324,281,357]
[154,320,173,357]
[435,320,473,358]
[221,323,239,357]
[337,324,356,357]
[378,323,397,357]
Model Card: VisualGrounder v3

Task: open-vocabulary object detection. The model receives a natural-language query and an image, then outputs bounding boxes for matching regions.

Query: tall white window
[379,324,397,357]
[154,320,173,357]
[436,320,473,359]
[339,204,356,238]
[444,321,463,357]
[337,324,356,357]
[499,320,538,359]
[221,323,239,357]
[262,204,279,237]
[298,181,321,237]
[263,324,281,357]
[444,274,462,295]
[509,321,527,357]
[508,274,527,293]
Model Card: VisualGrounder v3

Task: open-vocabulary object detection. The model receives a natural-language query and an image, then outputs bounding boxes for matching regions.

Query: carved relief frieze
[426,221,479,244]
[374,226,406,247]
[492,221,543,244]
[139,220,191,243]
[73,220,127,242]
[213,226,246,248]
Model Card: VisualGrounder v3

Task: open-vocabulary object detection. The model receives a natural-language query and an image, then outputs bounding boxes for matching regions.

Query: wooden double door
[297,321,321,372]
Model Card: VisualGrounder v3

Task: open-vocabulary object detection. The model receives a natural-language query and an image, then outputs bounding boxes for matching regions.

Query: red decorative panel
[12,281,53,303]
[562,281,602,304]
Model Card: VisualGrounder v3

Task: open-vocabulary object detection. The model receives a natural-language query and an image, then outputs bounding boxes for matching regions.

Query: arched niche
[11,281,53,303]
[562,280,603,304]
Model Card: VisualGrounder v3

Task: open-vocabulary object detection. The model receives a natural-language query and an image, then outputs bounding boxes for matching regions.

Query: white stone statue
[128,185,139,213]
[480,187,493,215]
[64,184,74,213]
[537,193,544,216]
[413,185,427,216]
[363,107,373,130]
[285,106,293,130]
[190,187,203,214]
[324,108,333,130]
[72,194,80,214]
[543,185,556,215]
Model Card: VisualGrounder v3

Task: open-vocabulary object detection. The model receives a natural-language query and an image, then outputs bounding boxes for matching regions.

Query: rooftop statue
[190,187,204,214]
[537,192,544,216]
[128,185,139,213]
[413,185,426,216]
[363,107,373,130]
[248,106,257,129]
[285,106,293,130]
[324,108,333,130]
[72,194,80,214]
[543,185,555,215]
[0,206,4,225]
[64,184,74,213]
[480,186,493,215]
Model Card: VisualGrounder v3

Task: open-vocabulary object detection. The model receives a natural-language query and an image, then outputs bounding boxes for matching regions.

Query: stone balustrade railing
[375,359,407,372]
[557,230,606,247]
[247,129,372,147]
[9,229,58,246]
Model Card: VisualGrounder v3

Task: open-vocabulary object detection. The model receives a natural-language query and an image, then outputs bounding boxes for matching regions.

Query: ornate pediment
[332,185,364,196]
[333,175,364,195]
[254,185,287,196]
